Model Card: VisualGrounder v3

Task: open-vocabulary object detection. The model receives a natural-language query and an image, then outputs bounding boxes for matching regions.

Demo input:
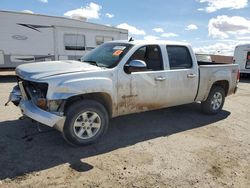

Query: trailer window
[246,52,250,69]
[166,46,193,69]
[96,36,113,45]
[64,34,85,51]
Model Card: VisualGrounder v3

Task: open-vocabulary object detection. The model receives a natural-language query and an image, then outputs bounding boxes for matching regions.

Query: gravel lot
[0,76,250,188]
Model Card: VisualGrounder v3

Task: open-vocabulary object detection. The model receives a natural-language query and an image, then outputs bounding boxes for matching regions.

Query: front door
[117,45,169,115]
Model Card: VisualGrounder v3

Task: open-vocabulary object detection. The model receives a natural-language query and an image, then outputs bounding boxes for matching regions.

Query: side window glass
[128,45,163,71]
[167,46,193,69]
[130,46,146,61]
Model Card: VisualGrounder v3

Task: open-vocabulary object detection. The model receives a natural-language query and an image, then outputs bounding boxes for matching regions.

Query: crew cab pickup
[7,40,239,145]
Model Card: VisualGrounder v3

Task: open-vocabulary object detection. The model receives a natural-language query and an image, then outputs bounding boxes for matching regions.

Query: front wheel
[63,100,109,146]
[201,86,225,115]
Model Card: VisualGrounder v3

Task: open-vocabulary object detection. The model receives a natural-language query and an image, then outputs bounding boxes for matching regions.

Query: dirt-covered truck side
[7,40,239,145]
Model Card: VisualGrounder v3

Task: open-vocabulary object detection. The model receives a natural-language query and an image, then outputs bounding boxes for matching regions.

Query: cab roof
[108,39,190,47]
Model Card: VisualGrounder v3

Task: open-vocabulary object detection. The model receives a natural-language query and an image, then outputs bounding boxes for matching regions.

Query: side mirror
[124,60,147,73]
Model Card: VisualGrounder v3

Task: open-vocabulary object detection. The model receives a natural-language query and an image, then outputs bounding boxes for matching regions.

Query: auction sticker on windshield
[113,50,123,56]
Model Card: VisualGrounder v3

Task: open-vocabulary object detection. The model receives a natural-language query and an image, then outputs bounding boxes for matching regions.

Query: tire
[201,86,225,115]
[62,100,109,146]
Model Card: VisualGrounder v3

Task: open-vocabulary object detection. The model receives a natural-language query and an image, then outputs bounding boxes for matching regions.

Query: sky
[1,0,250,55]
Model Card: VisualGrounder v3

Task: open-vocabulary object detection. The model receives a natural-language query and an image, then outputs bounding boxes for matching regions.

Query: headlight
[47,100,64,112]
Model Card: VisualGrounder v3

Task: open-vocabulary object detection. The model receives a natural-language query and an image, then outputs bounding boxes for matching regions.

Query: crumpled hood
[16,60,102,80]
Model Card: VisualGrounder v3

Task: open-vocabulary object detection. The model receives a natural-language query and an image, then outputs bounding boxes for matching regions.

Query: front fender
[46,77,114,100]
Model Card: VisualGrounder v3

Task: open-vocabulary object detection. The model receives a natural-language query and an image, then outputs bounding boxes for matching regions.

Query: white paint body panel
[13,40,239,129]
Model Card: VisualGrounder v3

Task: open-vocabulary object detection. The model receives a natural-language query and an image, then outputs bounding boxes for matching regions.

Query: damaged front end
[6,77,66,132]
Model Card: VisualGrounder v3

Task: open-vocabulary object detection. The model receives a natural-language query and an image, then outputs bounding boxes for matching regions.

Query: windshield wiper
[83,60,99,67]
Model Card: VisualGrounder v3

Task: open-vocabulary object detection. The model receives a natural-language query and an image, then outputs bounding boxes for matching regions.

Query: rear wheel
[201,86,225,114]
[63,100,109,146]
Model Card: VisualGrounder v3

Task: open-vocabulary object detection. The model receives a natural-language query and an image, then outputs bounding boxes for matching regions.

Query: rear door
[164,45,199,106]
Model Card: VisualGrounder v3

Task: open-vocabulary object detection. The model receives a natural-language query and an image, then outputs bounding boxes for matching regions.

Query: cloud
[193,40,250,56]
[38,0,48,3]
[185,24,198,31]
[161,32,178,38]
[194,42,236,55]
[22,10,34,14]
[117,23,146,35]
[152,28,164,33]
[198,0,248,13]
[64,2,102,20]
[144,35,160,40]
[208,15,250,39]
[105,13,114,18]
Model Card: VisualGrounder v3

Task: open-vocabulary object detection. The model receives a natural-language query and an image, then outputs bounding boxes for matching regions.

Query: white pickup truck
[7,40,239,145]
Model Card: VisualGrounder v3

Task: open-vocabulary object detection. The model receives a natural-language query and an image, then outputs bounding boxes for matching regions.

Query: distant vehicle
[0,10,128,69]
[8,40,239,146]
[233,44,250,75]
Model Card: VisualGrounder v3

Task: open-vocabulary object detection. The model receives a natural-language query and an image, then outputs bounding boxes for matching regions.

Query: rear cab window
[166,46,193,69]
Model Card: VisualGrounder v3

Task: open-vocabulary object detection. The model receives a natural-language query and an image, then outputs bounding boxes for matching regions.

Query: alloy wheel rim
[73,111,101,140]
[211,92,223,111]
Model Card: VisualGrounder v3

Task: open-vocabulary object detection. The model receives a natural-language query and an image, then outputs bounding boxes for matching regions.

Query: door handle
[187,74,197,78]
[155,76,166,81]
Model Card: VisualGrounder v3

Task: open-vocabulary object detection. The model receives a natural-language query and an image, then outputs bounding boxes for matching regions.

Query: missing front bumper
[19,100,66,131]
[8,84,66,132]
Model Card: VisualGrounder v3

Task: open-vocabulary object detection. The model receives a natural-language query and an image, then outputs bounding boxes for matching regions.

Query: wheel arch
[211,80,229,96]
[64,92,113,118]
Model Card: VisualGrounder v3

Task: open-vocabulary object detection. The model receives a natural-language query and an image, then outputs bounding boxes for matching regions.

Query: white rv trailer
[233,44,250,75]
[0,10,128,68]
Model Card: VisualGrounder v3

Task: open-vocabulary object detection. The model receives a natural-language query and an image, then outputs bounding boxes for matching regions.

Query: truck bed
[198,61,233,66]
[195,62,238,102]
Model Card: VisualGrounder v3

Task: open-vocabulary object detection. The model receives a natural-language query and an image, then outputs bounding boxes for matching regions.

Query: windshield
[81,42,133,68]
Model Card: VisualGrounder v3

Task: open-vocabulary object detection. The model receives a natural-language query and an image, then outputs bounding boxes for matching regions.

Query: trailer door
[246,51,250,69]
[0,51,4,65]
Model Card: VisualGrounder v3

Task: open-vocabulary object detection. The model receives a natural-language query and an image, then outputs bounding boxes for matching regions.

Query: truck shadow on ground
[0,103,230,180]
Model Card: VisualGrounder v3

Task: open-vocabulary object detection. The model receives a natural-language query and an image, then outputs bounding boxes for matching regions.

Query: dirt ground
[0,76,250,188]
